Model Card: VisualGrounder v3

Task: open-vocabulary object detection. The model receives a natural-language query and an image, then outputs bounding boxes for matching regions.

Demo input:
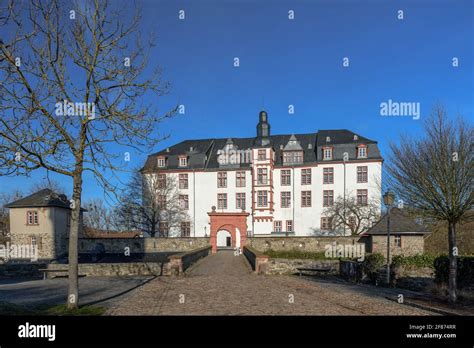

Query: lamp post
[343,153,347,236]
[383,190,395,286]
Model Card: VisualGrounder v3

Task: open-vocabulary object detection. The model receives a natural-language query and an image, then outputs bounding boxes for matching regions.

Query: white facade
[145,149,382,237]
[142,111,383,238]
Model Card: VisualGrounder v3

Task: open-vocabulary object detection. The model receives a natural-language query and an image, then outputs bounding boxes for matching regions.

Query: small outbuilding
[363,207,431,258]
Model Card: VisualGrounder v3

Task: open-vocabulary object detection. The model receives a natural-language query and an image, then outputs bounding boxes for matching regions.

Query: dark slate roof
[4,189,84,210]
[141,127,382,172]
[364,208,431,235]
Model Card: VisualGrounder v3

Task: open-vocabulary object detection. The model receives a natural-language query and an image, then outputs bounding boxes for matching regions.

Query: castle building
[141,111,383,253]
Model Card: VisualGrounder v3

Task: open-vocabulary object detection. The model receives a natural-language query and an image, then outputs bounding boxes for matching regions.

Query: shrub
[265,249,327,260]
[362,253,385,282]
[392,254,436,268]
[434,255,474,289]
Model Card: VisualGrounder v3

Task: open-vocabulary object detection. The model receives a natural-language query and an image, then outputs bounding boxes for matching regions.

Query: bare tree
[385,105,473,303]
[323,195,381,235]
[119,169,189,237]
[83,198,121,231]
[0,0,174,308]
[28,178,66,194]
[0,190,23,238]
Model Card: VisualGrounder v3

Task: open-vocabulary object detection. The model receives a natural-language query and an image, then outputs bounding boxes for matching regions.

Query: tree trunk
[448,221,457,304]
[67,171,83,310]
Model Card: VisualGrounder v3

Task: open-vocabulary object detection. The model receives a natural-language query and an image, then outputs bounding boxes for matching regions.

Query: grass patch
[0,301,106,316]
[41,304,106,316]
[265,249,328,260]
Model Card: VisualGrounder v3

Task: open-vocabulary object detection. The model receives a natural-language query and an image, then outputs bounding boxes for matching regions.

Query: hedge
[391,254,436,268]
[362,253,385,282]
[434,255,474,288]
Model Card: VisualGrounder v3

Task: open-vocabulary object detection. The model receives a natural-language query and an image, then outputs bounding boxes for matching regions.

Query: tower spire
[256,110,270,138]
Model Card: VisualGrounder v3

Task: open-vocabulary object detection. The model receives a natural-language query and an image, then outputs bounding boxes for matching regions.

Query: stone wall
[371,235,424,258]
[46,262,168,277]
[247,236,367,253]
[267,258,339,275]
[243,246,269,274]
[78,237,210,254]
[45,246,212,278]
[0,263,46,279]
[168,246,212,275]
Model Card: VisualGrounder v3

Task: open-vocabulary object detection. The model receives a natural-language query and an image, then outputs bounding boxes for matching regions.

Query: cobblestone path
[106,251,436,315]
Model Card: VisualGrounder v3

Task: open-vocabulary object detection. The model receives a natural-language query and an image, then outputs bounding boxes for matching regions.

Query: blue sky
[1,0,473,204]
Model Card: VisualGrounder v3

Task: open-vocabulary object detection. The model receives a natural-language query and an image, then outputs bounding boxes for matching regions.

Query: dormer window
[353,134,359,141]
[157,157,166,168]
[326,136,331,143]
[323,147,333,160]
[283,151,303,164]
[357,145,367,159]
[179,156,188,167]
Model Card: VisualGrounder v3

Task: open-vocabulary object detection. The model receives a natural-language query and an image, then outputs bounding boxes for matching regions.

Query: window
[181,222,191,237]
[281,192,291,208]
[217,193,227,209]
[179,156,187,167]
[281,170,291,186]
[179,173,188,189]
[323,147,333,160]
[357,189,368,206]
[274,221,282,232]
[258,149,266,160]
[321,217,333,231]
[159,221,169,236]
[257,168,268,185]
[157,173,166,189]
[394,235,402,247]
[357,166,368,183]
[157,157,166,167]
[357,145,367,158]
[236,193,246,210]
[323,167,334,184]
[301,169,311,185]
[158,195,167,209]
[217,172,227,188]
[283,151,303,164]
[301,191,312,207]
[30,236,42,250]
[286,220,293,232]
[27,211,38,225]
[31,236,37,248]
[179,195,189,209]
[236,171,246,187]
[323,190,334,207]
[257,191,268,207]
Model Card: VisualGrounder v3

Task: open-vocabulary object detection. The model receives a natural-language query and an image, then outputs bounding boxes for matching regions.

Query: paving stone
[106,251,436,316]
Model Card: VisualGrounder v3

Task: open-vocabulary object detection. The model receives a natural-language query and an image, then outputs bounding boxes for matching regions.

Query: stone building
[142,110,383,253]
[4,189,85,261]
[363,208,430,258]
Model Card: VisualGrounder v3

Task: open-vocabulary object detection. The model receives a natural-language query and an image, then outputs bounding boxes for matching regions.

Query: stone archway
[208,209,249,254]
[216,229,232,248]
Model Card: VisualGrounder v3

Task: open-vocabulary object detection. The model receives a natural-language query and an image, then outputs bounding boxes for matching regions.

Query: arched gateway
[208,208,249,253]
